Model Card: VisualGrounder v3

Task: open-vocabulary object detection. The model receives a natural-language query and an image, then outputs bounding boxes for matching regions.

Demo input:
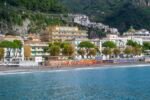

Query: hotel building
[41,26,88,42]
[24,35,49,64]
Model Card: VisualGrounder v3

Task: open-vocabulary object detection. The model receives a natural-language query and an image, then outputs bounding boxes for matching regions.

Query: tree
[126,40,141,47]
[78,41,95,49]
[50,45,60,56]
[102,41,116,48]
[95,47,101,55]
[13,40,23,57]
[132,46,142,56]
[0,40,23,62]
[0,40,17,59]
[143,42,150,51]
[13,40,22,48]
[53,41,62,47]
[124,47,132,57]
[24,45,31,58]
[0,48,4,60]
[60,42,69,48]
[78,41,95,58]
[77,49,85,59]
[0,40,17,48]
[88,49,97,58]
[113,48,121,58]
[62,44,75,57]
[102,48,112,58]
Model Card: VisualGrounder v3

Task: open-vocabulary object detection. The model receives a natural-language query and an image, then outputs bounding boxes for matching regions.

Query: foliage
[88,28,107,38]
[78,41,95,49]
[53,41,62,47]
[78,41,96,58]
[49,45,60,56]
[0,40,22,48]
[0,48,4,60]
[13,40,22,48]
[102,41,116,48]
[0,40,16,48]
[126,40,141,47]
[47,41,74,57]
[61,0,150,32]
[113,48,121,57]
[24,45,31,58]
[62,44,75,56]
[0,0,66,34]
[1,0,65,13]
[60,42,69,48]
[88,49,97,57]
[123,47,132,56]
[143,42,150,50]
[132,47,142,56]
[102,48,112,56]
[95,47,101,54]
[77,49,85,59]
[104,2,150,33]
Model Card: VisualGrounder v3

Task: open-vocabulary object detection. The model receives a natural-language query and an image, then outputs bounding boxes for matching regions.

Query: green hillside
[60,0,150,32]
[0,0,150,34]
[0,0,66,34]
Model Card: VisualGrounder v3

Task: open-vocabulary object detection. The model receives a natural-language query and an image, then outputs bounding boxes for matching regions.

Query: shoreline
[0,62,150,75]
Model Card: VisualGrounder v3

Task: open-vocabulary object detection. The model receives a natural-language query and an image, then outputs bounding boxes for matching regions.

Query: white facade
[4,48,24,64]
[124,29,150,42]
[101,34,143,48]
[3,36,24,64]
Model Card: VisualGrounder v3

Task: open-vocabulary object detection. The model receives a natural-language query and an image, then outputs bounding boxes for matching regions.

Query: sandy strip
[0,63,150,76]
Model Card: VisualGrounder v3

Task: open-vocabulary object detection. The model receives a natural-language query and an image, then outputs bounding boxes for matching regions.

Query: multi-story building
[24,41,49,64]
[3,35,24,64]
[41,26,88,42]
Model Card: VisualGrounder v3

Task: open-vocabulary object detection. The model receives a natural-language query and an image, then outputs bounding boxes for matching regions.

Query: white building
[101,34,143,49]
[3,35,24,64]
[124,29,150,42]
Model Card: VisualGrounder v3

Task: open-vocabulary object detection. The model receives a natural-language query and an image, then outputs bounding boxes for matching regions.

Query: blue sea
[0,65,150,100]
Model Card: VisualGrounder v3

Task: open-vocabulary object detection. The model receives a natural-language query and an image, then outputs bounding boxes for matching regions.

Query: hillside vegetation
[0,0,66,34]
[60,0,150,32]
[0,0,150,34]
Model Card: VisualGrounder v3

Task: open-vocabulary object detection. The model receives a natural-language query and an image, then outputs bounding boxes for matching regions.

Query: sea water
[0,65,150,100]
